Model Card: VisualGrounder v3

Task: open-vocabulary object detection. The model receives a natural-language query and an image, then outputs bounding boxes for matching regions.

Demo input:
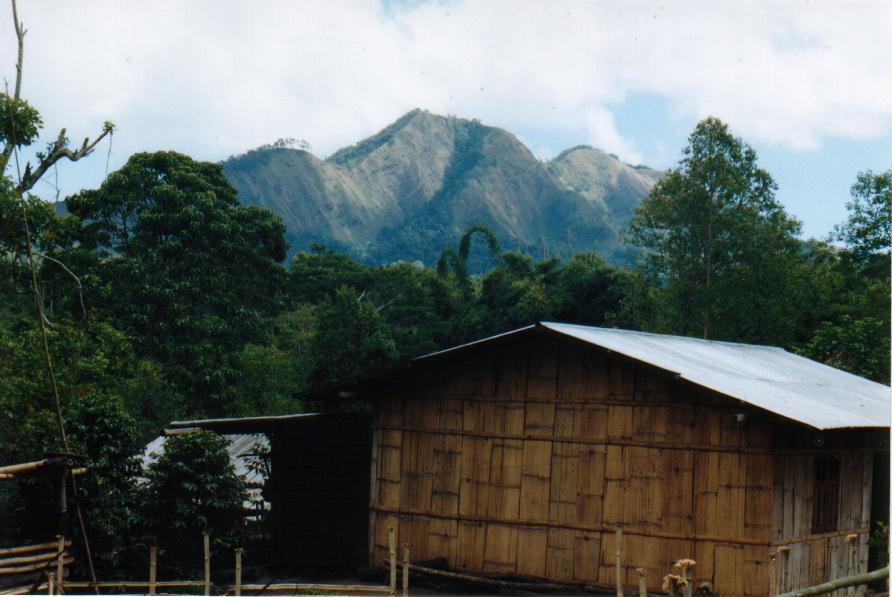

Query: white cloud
[1,0,890,196]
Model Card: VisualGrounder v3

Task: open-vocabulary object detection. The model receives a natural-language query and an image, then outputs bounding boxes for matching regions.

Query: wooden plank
[545,528,575,582]
[660,449,693,536]
[549,442,579,524]
[714,544,743,596]
[516,527,549,578]
[488,439,522,519]
[458,437,492,517]
[519,440,552,521]
[524,402,556,435]
[602,445,627,525]
[496,344,529,400]
[572,532,601,583]
[809,537,828,587]
[608,355,635,399]
[693,451,719,538]
[431,434,461,515]
[428,518,458,563]
[607,406,634,441]
[743,544,769,597]
[745,453,774,542]
[526,342,557,400]
[693,540,715,590]
[576,445,606,527]
[482,524,518,574]
[437,399,463,430]
[456,521,486,571]
[557,344,609,402]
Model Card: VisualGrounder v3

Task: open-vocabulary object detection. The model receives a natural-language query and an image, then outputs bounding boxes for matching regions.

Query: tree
[833,168,891,268]
[797,168,891,383]
[436,223,501,294]
[309,285,398,390]
[139,430,247,576]
[629,117,801,342]
[66,151,289,415]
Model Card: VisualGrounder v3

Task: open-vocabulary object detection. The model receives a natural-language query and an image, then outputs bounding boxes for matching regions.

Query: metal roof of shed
[141,432,269,511]
[419,322,890,430]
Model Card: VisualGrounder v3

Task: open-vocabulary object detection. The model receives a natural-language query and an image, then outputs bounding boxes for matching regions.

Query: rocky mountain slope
[223,109,661,265]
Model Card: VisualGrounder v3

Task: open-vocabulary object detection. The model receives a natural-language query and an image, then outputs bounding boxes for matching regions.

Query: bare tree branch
[0,0,27,170]
[17,126,114,193]
[12,0,24,100]
[4,0,114,191]
[34,251,87,322]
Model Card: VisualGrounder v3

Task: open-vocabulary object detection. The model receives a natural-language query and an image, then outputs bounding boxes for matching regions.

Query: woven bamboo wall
[367,333,875,597]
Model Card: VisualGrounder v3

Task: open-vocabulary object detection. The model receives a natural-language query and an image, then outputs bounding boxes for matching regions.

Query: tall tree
[67,151,289,415]
[629,117,801,342]
[833,168,891,270]
[801,168,891,383]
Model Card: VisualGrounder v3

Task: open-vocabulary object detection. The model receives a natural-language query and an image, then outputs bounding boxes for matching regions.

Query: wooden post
[235,548,243,597]
[55,535,64,595]
[768,552,777,597]
[846,534,858,596]
[615,525,624,597]
[636,568,647,597]
[47,571,55,595]
[149,545,157,596]
[388,526,397,595]
[778,546,791,594]
[401,543,409,597]
[203,533,211,597]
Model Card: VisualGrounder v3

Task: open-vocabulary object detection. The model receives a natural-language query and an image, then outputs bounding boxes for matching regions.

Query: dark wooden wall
[367,332,882,596]
[267,414,372,575]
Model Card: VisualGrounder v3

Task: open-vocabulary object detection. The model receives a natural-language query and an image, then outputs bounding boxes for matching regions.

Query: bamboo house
[170,322,890,596]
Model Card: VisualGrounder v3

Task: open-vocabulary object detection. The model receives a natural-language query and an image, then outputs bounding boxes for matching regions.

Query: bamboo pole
[401,543,409,597]
[234,548,243,597]
[149,546,157,596]
[46,572,54,596]
[237,584,391,593]
[0,557,74,575]
[203,533,211,597]
[636,568,647,597]
[0,459,49,475]
[775,566,889,597]
[615,525,624,597]
[55,536,64,595]
[396,562,597,592]
[388,526,397,595]
[0,550,63,567]
[62,581,209,589]
[0,540,71,557]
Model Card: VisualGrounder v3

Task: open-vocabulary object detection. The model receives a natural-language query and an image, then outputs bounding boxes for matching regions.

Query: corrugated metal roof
[141,433,269,511]
[417,322,890,430]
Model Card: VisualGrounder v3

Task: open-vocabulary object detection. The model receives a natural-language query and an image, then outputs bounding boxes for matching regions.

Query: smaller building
[158,413,374,576]
[141,430,270,517]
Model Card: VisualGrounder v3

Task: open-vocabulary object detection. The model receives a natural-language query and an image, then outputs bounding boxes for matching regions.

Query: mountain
[223,109,661,265]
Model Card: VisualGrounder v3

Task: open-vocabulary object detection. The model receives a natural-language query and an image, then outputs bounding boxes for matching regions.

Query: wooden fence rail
[775,566,888,597]
[35,531,399,596]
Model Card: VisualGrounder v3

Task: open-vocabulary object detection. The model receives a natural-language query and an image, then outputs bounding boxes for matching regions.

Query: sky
[2,0,890,240]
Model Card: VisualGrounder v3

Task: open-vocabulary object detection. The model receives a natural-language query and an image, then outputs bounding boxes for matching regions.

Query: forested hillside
[223,109,662,265]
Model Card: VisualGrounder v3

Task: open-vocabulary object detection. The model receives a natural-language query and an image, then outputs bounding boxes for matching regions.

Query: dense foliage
[139,431,247,574]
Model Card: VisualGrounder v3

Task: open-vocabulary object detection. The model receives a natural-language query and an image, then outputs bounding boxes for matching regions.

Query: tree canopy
[629,117,802,343]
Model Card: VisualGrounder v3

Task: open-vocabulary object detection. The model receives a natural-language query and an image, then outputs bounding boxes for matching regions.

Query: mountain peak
[223,109,661,265]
